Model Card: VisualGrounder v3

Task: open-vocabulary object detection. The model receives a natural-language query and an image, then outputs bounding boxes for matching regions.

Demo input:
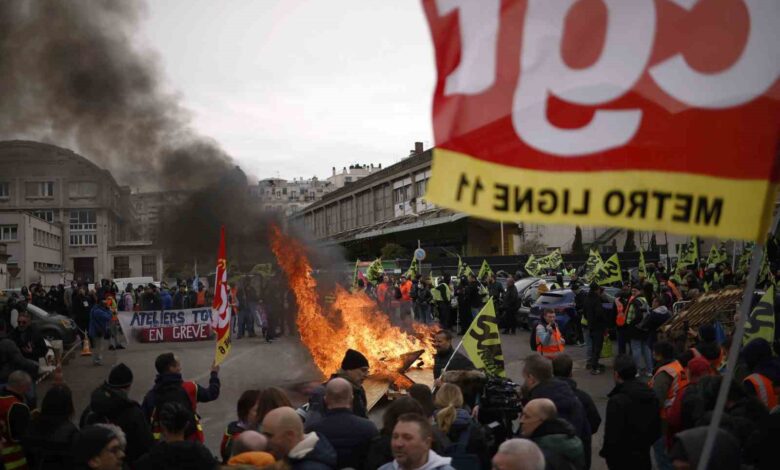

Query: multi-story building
[0,140,163,284]
[0,212,64,287]
[292,143,694,260]
[130,190,193,242]
[326,163,381,189]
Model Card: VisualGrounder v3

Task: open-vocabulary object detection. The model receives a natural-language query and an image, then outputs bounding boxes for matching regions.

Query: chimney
[332,167,336,176]
[415,142,424,155]
[379,163,382,169]
[343,167,347,174]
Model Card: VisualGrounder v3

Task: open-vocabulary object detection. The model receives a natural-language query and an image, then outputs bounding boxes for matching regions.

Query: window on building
[70,233,97,246]
[394,186,409,204]
[25,181,54,198]
[32,210,56,223]
[0,225,17,241]
[142,255,157,277]
[114,256,130,278]
[0,182,9,198]
[68,181,98,198]
[69,210,97,231]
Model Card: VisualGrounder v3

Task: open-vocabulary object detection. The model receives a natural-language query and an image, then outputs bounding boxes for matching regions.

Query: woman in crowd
[433,383,490,469]
[23,384,80,470]
[220,389,261,463]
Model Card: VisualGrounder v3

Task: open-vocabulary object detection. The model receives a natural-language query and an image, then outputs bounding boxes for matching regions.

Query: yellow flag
[461,298,506,377]
[478,259,493,279]
[591,253,623,286]
[743,285,775,347]
[525,254,540,276]
[583,249,603,280]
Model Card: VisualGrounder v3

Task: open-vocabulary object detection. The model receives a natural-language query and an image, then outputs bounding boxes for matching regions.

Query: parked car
[528,287,619,332]
[515,277,573,328]
[0,295,79,346]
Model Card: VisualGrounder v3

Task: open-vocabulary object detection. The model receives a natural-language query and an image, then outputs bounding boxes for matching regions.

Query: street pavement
[46,327,614,469]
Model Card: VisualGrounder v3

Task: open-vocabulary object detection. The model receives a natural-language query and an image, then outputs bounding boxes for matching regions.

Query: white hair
[96,423,127,448]
[497,438,545,470]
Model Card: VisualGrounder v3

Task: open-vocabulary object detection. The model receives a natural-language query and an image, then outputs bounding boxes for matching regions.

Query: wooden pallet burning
[362,349,434,411]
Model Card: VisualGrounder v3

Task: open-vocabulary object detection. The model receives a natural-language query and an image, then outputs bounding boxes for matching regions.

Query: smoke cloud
[0,0,235,190]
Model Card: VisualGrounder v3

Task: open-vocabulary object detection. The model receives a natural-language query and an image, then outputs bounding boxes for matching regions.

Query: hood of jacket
[450,408,472,430]
[153,372,184,389]
[674,426,740,469]
[608,378,658,406]
[381,450,453,470]
[288,432,337,467]
[90,383,135,418]
[531,419,583,466]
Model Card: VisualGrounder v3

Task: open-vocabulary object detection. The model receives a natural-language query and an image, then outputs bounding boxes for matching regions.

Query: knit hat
[106,363,133,388]
[341,349,369,370]
[73,425,118,463]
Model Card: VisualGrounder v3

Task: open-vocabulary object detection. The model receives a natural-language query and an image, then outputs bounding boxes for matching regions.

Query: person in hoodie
[220,389,261,462]
[599,354,660,470]
[89,297,113,366]
[520,398,585,470]
[80,363,154,466]
[262,406,337,470]
[23,383,79,470]
[432,383,490,469]
[160,288,173,311]
[552,354,600,470]
[379,413,455,470]
[134,402,217,470]
[141,352,220,443]
[521,354,590,450]
[668,426,741,470]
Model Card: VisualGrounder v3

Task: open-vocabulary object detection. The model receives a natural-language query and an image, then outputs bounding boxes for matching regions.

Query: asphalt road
[46,327,613,469]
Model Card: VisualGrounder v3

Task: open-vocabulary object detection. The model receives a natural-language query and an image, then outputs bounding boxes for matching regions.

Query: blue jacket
[161,291,173,310]
[141,372,220,420]
[88,304,112,338]
[305,408,377,469]
[528,378,591,446]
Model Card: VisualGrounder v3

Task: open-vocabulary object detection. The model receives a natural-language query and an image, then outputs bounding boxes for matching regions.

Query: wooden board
[404,367,435,389]
[363,377,391,411]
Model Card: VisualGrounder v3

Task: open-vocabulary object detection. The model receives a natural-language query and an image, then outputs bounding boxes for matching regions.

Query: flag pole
[697,212,780,470]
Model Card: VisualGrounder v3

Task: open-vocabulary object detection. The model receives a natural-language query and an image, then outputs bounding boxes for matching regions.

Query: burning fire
[270,225,436,383]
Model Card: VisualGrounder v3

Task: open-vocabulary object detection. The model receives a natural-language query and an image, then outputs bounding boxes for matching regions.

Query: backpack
[443,426,481,470]
[153,381,198,438]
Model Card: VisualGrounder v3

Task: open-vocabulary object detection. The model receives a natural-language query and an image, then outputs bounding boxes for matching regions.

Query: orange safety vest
[0,392,29,470]
[196,290,207,307]
[536,325,565,358]
[151,381,205,443]
[667,281,682,301]
[615,295,634,327]
[650,361,689,419]
[744,373,778,410]
[377,283,389,303]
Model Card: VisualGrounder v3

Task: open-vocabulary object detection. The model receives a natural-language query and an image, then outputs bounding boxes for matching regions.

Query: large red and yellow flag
[422,0,780,241]
[213,226,231,365]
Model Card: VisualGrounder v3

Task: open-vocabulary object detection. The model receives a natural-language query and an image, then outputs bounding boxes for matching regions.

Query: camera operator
[535,309,565,359]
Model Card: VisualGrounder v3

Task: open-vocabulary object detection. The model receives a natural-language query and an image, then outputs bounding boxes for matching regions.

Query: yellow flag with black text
[639,247,647,279]
[591,253,623,286]
[743,285,775,347]
[583,249,603,280]
[525,254,540,276]
[478,259,493,279]
[462,298,506,377]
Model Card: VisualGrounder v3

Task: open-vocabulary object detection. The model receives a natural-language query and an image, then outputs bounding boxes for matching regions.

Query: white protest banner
[117,308,214,344]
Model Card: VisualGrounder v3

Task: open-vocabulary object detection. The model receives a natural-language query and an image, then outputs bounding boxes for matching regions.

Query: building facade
[0,212,64,287]
[130,190,192,242]
[0,140,163,284]
[292,143,693,260]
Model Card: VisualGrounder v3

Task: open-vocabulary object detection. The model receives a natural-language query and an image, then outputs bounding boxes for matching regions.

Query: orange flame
[269,225,436,382]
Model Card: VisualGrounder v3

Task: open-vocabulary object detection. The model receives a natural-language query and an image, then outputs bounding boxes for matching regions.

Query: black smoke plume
[0,0,234,191]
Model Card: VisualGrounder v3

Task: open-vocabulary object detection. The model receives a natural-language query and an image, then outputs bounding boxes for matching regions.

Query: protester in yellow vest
[535,309,564,358]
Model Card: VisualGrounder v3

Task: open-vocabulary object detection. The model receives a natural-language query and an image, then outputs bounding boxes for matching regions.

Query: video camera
[478,376,523,450]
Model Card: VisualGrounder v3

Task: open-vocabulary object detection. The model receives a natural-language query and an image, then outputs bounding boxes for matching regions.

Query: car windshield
[25,304,50,318]
[538,293,565,304]
[515,278,539,291]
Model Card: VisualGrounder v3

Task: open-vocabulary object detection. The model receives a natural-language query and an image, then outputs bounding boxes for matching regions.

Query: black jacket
[600,379,660,470]
[23,416,79,470]
[583,293,608,330]
[433,347,475,379]
[81,383,154,464]
[9,327,48,362]
[561,377,601,470]
[135,440,217,470]
[307,372,369,424]
[305,408,378,469]
[503,284,519,314]
[528,379,591,446]
[288,432,338,470]
[0,339,39,382]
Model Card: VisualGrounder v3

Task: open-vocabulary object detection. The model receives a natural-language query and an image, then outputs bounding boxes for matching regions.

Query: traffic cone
[80,336,92,356]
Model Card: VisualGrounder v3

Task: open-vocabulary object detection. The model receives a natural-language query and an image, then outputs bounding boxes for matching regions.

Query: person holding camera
[536,309,565,359]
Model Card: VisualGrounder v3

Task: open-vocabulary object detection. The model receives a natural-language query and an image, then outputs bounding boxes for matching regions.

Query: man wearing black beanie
[307,348,370,425]
[80,363,154,466]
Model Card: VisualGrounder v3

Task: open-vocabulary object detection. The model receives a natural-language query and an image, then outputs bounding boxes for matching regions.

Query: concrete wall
[0,212,64,286]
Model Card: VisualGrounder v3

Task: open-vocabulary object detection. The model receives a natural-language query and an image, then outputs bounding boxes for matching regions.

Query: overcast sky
[138,0,435,182]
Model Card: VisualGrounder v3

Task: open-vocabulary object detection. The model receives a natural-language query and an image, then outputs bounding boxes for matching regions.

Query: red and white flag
[212,226,231,365]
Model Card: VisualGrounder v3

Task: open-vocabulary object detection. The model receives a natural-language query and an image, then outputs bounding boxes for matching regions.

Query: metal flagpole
[696,212,780,470]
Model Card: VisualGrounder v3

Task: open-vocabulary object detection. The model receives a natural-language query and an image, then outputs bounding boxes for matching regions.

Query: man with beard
[307,349,370,425]
[432,329,474,380]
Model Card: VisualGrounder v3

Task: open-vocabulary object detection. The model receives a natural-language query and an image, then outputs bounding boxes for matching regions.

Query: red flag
[213,226,231,365]
[421,0,780,241]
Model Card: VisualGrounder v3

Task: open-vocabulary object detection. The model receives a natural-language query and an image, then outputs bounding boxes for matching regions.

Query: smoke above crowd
[0,0,234,191]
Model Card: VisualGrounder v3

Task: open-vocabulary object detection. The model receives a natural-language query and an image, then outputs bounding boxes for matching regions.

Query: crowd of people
[1,254,779,470]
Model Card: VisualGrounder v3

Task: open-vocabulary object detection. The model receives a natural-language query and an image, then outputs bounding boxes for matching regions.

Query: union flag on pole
[213,226,231,365]
[421,0,780,241]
